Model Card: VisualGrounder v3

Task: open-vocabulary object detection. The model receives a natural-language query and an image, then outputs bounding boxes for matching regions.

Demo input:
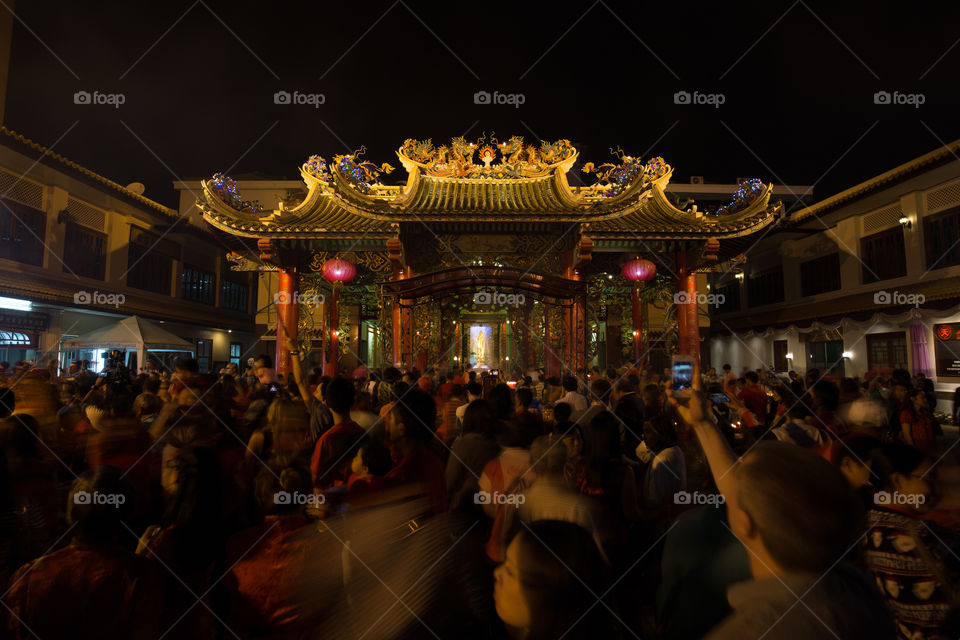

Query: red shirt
[899,409,934,452]
[737,386,768,421]
[224,515,312,635]
[6,545,161,638]
[310,420,365,488]
[347,473,385,498]
[385,445,448,515]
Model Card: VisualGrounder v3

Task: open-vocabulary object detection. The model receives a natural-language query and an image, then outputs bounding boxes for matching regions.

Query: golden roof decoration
[196,136,781,240]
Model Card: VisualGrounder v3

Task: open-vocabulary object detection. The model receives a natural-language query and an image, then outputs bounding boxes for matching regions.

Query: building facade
[0,126,257,372]
[710,139,960,411]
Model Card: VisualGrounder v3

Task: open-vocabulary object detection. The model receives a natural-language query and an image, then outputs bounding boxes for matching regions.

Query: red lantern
[621,258,656,282]
[321,258,356,283]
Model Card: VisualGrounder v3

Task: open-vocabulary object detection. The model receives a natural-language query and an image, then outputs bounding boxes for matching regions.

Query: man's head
[731,442,861,575]
[466,382,483,402]
[561,376,578,393]
[722,364,732,372]
[744,371,759,386]
[515,387,533,412]
[175,358,200,376]
[589,379,612,405]
[351,438,393,477]
[325,377,356,416]
[829,433,882,489]
[552,401,572,424]
[133,392,163,420]
[387,389,437,444]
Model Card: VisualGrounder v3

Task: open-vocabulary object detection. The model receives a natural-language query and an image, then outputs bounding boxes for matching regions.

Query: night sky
[6,0,960,208]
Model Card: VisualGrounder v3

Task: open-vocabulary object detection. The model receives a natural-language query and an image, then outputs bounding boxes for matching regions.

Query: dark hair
[161,445,222,566]
[68,466,135,545]
[589,379,611,403]
[580,412,621,489]
[605,367,617,379]
[176,358,200,373]
[462,399,496,437]
[745,371,759,384]
[359,439,393,476]
[7,414,40,458]
[513,521,615,640]
[256,354,274,369]
[723,364,731,371]
[552,401,572,423]
[326,377,356,414]
[830,433,882,468]
[255,454,313,516]
[643,414,678,452]
[811,379,839,411]
[466,382,483,397]
[516,387,533,409]
[498,417,539,449]
[870,443,928,491]
[143,376,161,395]
[488,383,513,420]
[737,442,862,573]
[561,376,578,392]
[392,389,437,444]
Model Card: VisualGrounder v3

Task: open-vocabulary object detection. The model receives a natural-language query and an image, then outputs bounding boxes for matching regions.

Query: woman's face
[912,393,926,410]
[494,537,531,632]
[563,433,582,458]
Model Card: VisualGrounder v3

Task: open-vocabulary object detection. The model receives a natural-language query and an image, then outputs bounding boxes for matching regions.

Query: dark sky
[6,0,960,208]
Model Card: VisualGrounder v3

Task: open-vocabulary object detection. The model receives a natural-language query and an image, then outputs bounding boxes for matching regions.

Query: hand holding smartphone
[671,355,694,391]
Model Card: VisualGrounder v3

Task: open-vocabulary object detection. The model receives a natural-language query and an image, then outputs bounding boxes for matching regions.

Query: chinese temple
[197,135,782,377]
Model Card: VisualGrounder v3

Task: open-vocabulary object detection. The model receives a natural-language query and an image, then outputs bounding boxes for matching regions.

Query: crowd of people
[0,352,957,639]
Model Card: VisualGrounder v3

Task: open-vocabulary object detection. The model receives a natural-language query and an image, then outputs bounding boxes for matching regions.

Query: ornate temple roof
[197,136,781,242]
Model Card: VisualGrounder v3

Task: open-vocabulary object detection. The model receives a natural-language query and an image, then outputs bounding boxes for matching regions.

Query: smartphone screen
[672,358,693,390]
[709,392,731,404]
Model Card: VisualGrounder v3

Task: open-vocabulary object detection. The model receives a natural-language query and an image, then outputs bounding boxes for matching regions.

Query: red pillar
[392,299,402,367]
[682,272,700,369]
[545,306,562,378]
[324,285,339,376]
[632,285,643,365]
[275,267,299,377]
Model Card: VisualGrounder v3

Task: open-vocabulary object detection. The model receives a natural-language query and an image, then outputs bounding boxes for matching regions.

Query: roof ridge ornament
[397,135,576,179]
[582,153,670,199]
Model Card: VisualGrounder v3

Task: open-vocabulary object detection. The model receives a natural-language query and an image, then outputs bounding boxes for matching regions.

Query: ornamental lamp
[621,258,656,282]
[321,258,356,283]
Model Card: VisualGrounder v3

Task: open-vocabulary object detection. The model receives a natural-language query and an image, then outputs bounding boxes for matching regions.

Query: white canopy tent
[65,316,193,373]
